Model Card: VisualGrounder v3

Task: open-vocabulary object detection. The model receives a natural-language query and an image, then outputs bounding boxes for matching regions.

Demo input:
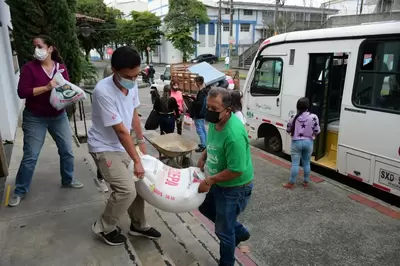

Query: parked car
[190,54,218,64]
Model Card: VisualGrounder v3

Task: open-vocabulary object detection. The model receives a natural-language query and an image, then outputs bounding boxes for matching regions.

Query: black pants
[159,114,175,135]
[177,118,183,135]
[97,169,103,181]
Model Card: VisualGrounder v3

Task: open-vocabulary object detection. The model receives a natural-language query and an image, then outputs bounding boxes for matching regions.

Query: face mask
[206,110,222,124]
[118,74,136,90]
[34,47,49,61]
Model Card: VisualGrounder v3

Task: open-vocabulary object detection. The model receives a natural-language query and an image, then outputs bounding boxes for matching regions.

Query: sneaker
[302,182,309,188]
[236,230,250,246]
[195,146,206,153]
[8,194,23,207]
[92,222,127,246]
[283,182,295,189]
[62,179,84,189]
[129,225,161,239]
[93,177,109,192]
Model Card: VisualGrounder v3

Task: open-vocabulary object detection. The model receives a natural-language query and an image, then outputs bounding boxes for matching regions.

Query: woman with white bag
[9,35,83,207]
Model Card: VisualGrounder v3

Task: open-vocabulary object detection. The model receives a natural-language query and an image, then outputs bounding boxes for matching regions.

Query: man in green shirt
[197,87,254,266]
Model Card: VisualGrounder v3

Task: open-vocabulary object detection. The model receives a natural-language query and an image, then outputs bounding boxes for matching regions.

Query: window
[240,23,250,32]
[223,23,230,32]
[9,27,19,73]
[225,8,234,14]
[353,40,400,113]
[243,10,253,16]
[289,49,295,65]
[251,58,283,96]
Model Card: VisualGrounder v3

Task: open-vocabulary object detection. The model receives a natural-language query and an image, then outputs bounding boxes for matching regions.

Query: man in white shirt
[88,46,161,246]
[225,56,230,70]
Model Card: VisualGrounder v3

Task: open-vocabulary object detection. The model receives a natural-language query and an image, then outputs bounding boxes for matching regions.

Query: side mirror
[160,74,165,81]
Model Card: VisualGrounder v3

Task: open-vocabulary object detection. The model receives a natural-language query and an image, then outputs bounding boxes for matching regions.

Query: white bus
[243,22,400,196]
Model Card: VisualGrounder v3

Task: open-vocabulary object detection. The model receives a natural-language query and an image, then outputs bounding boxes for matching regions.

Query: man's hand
[134,161,145,179]
[198,179,211,193]
[138,143,147,154]
[197,158,205,172]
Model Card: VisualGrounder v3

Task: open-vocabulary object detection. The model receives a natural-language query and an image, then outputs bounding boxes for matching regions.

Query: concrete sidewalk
[0,129,142,266]
[0,128,258,266]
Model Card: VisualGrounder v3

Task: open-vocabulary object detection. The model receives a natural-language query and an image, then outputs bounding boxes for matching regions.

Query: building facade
[0,0,22,142]
[148,0,338,64]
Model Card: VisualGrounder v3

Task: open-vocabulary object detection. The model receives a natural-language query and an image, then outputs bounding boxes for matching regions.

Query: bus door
[305,54,333,160]
[248,57,284,118]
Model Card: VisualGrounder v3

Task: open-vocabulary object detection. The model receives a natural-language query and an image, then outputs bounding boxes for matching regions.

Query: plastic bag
[49,70,87,111]
[183,115,193,131]
[129,155,206,213]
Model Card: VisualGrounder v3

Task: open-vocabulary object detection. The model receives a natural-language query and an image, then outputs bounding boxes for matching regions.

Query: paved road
[137,87,400,266]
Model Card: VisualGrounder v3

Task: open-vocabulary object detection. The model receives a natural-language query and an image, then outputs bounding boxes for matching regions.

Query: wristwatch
[137,138,145,144]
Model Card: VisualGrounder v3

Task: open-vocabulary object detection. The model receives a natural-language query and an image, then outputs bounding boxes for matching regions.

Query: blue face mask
[118,74,136,90]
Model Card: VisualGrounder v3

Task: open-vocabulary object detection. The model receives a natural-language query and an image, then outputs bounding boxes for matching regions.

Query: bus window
[251,58,283,96]
[353,40,400,113]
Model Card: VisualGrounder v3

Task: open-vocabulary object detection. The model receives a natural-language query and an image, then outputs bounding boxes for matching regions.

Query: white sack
[50,71,87,111]
[129,155,206,213]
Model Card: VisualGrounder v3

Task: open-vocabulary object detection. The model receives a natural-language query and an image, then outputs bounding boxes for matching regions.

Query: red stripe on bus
[276,122,284,127]
[373,183,391,192]
[347,174,363,182]
[262,119,271,123]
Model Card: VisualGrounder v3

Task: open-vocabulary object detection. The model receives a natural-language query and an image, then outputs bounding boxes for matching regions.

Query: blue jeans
[199,183,253,266]
[194,119,207,147]
[290,139,313,184]
[159,114,175,135]
[14,109,74,196]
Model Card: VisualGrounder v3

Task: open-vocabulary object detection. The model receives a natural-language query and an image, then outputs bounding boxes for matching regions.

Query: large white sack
[49,70,87,111]
[129,155,207,213]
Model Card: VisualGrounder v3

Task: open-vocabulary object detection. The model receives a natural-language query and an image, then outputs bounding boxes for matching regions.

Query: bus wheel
[264,133,282,154]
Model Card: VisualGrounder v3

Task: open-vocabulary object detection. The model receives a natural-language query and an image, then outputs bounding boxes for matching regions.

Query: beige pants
[91,151,149,234]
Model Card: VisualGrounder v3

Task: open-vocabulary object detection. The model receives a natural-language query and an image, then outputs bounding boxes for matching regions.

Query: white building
[148,0,338,64]
[107,0,148,17]
[0,0,22,143]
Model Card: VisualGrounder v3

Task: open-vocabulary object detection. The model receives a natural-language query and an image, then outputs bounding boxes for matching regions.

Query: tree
[7,0,46,67]
[164,0,209,62]
[130,11,163,64]
[44,0,82,84]
[7,0,82,84]
[76,0,122,60]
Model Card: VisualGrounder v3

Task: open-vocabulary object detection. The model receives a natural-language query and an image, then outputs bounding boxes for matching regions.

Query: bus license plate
[379,169,400,190]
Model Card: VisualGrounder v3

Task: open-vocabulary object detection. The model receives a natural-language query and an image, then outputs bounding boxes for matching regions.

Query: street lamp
[79,23,95,37]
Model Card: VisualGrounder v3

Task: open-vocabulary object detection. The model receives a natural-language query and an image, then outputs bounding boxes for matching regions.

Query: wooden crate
[171,63,200,95]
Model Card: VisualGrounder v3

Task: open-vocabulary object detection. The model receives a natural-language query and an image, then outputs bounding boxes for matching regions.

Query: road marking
[4,184,11,206]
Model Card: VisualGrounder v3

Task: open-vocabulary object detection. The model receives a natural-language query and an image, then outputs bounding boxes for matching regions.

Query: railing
[71,88,93,144]
[237,39,264,69]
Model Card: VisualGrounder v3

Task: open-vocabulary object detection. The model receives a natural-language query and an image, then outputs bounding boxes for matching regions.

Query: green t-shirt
[206,114,254,187]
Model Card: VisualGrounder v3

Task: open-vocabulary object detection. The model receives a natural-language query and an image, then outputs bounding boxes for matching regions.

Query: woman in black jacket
[154,85,179,135]
[191,76,209,152]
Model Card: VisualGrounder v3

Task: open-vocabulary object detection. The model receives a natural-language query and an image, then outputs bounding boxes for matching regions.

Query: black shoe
[92,222,127,246]
[236,231,250,246]
[195,146,206,153]
[129,225,161,239]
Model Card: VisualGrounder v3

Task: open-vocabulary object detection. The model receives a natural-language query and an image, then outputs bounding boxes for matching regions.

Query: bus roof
[259,21,400,50]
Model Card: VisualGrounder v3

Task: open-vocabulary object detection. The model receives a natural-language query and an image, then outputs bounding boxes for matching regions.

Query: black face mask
[206,110,224,124]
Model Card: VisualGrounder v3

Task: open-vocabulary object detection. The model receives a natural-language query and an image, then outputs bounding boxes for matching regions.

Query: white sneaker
[93,177,109,192]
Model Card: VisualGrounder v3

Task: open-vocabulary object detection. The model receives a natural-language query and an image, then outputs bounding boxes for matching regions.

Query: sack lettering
[165,168,181,186]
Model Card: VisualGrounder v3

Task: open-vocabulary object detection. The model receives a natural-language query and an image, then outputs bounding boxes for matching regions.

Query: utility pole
[273,0,279,35]
[228,0,233,69]
[216,0,222,58]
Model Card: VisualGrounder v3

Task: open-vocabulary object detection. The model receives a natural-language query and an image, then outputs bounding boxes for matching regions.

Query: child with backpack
[192,76,209,152]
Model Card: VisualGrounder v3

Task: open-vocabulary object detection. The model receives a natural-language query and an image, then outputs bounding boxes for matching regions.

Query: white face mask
[34,47,49,61]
